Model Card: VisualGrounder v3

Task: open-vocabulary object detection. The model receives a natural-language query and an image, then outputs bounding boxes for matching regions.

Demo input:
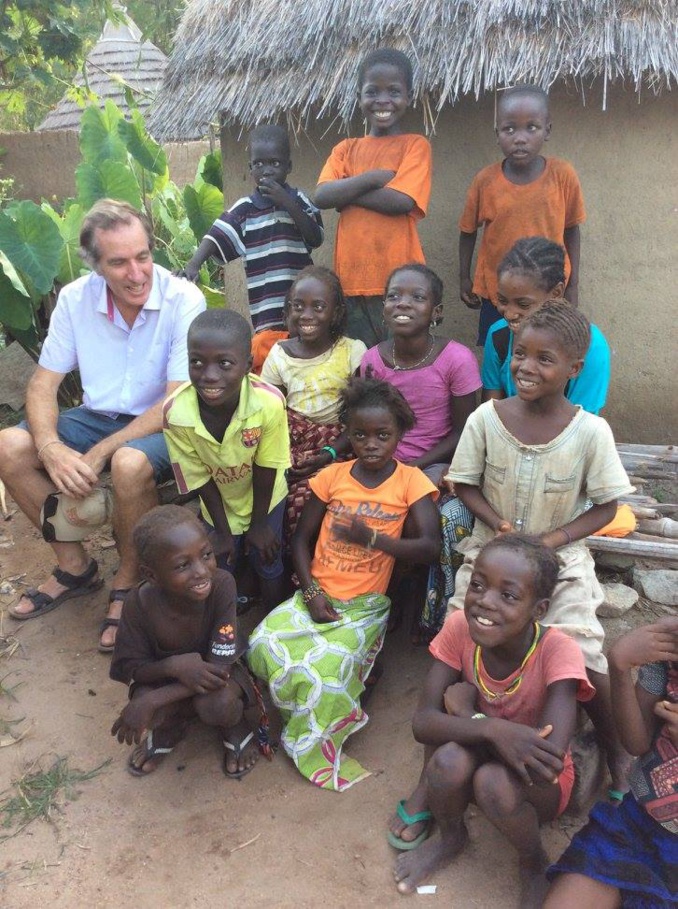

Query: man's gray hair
[79,199,154,269]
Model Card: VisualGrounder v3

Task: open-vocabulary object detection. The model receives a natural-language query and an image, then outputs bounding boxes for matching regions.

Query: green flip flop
[387,799,433,851]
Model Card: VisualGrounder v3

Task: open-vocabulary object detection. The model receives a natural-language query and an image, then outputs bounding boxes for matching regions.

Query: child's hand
[486,718,564,785]
[654,700,678,747]
[460,278,481,310]
[365,168,396,186]
[174,264,200,283]
[609,616,678,672]
[169,653,230,694]
[245,521,280,565]
[441,476,455,495]
[443,681,478,716]
[111,695,157,745]
[331,513,374,548]
[257,178,290,207]
[495,520,513,536]
[307,593,341,624]
[210,529,237,566]
[288,448,333,480]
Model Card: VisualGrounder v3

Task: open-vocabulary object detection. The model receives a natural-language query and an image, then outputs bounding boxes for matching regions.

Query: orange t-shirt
[308,460,437,600]
[317,134,432,296]
[458,157,586,303]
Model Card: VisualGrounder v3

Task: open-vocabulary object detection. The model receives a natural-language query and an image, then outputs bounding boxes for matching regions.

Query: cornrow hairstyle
[79,198,154,269]
[339,376,416,435]
[516,299,591,359]
[248,124,290,158]
[133,504,205,567]
[357,48,414,94]
[284,265,347,340]
[188,308,253,355]
[499,84,550,115]
[385,263,444,309]
[497,237,566,292]
[479,534,559,602]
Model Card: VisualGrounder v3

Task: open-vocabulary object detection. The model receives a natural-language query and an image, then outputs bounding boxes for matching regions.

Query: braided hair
[133,505,205,567]
[516,299,591,359]
[498,237,566,293]
[339,376,416,435]
[478,534,559,602]
[284,265,347,340]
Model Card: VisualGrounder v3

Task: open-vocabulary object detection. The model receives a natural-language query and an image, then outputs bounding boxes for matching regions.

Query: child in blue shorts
[163,309,291,610]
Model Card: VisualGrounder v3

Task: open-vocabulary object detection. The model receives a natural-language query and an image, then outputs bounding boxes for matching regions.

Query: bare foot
[223,723,259,778]
[389,787,431,845]
[518,850,550,909]
[394,821,468,894]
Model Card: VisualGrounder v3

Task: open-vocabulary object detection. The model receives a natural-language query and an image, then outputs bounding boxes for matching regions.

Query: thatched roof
[149,0,678,141]
[37,7,167,132]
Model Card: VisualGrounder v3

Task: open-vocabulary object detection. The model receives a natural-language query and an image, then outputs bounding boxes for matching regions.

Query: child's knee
[194,682,243,726]
[427,742,476,787]
[473,762,520,815]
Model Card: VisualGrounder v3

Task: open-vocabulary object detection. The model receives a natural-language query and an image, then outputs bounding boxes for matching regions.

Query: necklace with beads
[473,622,543,701]
[391,335,435,371]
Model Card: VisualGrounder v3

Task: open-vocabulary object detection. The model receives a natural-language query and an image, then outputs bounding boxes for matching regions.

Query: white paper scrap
[416,885,437,894]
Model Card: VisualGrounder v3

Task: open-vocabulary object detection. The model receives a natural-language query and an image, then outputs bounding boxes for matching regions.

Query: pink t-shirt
[430,610,594,726]
[360,342,481,462]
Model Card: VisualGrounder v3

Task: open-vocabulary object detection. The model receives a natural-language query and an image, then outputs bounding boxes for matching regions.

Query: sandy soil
[0,507,662,909]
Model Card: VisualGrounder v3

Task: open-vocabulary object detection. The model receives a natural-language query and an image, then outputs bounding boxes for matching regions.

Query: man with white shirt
[0,199,205,651]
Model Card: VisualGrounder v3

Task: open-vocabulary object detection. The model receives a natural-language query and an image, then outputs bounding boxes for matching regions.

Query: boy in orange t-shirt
[459,85,586,344]
[315,49,432,347]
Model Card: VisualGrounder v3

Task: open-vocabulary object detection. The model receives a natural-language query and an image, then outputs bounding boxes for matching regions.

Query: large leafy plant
[0,100,225,371]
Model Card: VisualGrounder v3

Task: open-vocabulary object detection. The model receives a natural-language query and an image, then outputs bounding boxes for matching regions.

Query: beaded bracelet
[302,580,323,603]
[471,712,487,720]
[321,445,337,461]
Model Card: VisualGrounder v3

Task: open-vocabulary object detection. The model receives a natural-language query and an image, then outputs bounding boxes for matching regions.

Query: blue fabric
[476,297,502,346]
[21,406,171,480]
[547,795,678,907]
[212,499,285,581]
[482,318,611,414]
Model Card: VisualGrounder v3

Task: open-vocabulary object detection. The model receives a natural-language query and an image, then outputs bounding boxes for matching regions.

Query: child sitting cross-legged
[391,535,595,908]
[248,377,440,791]
[544,616,678,909]
[110,505,273,778]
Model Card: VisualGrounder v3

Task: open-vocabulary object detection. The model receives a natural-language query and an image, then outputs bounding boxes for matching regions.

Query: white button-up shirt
[39,265,205,417]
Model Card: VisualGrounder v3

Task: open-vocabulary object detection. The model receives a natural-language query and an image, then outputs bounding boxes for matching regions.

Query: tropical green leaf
[79,101,127,166]
[200,284,226,309]
[197,151,223,191]
[183,183,224,245]
[75,160,142,211]
[0,202,63,295]
[118,110,167,176]
[0,249,28,296]
[0,263,34,331]
[42,202,87,285]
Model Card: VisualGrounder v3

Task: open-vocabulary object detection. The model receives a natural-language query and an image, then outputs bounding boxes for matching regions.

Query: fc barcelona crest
[241,427,261,448]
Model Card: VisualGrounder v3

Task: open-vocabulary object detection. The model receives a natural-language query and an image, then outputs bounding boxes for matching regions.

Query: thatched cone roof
[37,7,167,132]
[148,0,678,141]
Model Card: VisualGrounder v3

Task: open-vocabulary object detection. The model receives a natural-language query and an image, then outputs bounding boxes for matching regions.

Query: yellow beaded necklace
[473,622,543,701]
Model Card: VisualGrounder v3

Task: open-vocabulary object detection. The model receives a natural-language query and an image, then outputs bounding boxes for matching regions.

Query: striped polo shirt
[204,187,323,333]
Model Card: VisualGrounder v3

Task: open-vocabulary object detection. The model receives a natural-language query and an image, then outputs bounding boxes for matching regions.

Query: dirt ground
[0,507,670,909]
